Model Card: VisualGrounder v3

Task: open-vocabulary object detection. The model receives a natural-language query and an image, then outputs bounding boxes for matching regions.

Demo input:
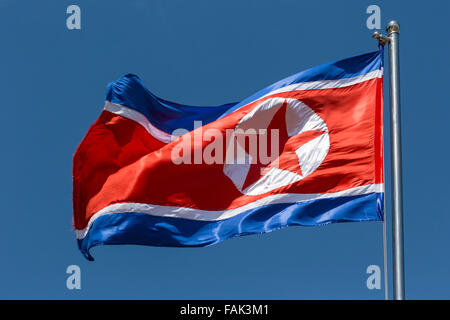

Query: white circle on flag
[223,97,329,195]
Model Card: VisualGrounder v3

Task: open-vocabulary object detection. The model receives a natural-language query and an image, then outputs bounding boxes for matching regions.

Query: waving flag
[73,50,384,260]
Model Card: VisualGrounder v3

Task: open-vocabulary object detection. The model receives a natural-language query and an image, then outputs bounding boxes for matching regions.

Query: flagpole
[373,20,405,300]
[386,20,405,301]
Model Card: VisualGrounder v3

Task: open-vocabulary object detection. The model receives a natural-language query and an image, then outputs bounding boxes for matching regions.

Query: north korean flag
[73,50,384,260]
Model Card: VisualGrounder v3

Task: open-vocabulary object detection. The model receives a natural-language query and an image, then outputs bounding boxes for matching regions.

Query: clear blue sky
[1,0,449,299]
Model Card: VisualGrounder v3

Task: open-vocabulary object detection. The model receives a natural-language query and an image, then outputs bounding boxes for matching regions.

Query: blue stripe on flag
[105,51,382,135]
[219,50,383,118]
[106,74,237,134]
[78,192,384,261]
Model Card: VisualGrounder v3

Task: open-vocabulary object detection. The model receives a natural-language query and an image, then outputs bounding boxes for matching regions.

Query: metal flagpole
[386,20,405,301]
[373,20,405,300]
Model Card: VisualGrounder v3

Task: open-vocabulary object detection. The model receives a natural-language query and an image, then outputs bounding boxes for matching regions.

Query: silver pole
[372,20,405,300]
[386,20,405,300]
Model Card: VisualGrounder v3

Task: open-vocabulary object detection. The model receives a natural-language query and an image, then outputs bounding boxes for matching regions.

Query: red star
[240,100,325,190]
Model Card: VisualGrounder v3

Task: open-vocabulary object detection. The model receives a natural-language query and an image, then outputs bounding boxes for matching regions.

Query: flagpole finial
[386,21,400,34]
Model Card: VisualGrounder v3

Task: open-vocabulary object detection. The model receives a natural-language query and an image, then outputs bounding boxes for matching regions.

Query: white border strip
[104,101,176,143]
[265,68,383,96]
[104,68,382,143]
[76,183,384,239]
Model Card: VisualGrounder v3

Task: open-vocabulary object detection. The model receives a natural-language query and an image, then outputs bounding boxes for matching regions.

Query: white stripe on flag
[104,101,176,143]
[103,68,382,143]
[76,183,384,240]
